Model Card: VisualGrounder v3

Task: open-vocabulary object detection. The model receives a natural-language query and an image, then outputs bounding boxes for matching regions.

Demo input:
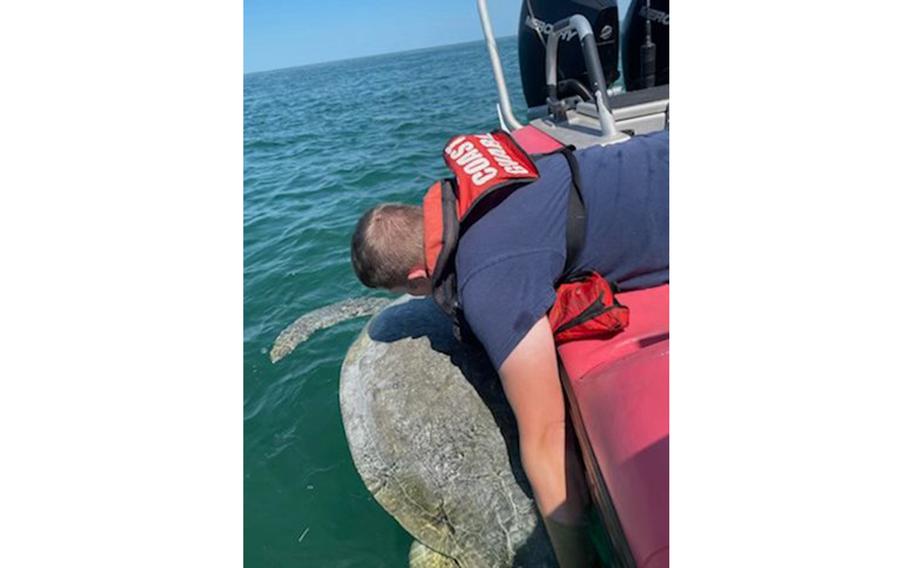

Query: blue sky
[245,0,635,73]
[245,0,524,73]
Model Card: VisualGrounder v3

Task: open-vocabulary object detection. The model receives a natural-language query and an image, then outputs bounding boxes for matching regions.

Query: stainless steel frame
[476,0,666,146]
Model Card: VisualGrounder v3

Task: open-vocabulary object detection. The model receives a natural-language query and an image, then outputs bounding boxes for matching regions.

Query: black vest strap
[559,147,587,278]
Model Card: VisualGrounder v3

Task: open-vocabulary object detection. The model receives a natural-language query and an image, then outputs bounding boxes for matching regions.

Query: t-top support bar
[545,15,620,140]
[476,0,523,131]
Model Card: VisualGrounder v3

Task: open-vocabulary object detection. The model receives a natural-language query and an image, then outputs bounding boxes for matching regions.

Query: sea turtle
[339,295,557,567]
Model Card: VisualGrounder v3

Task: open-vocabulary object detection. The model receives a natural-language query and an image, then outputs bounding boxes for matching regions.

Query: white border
[673,2,910,565]
[1,1,242,566]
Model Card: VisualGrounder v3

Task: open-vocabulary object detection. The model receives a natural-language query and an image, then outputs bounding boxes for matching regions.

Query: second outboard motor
[621,0,669,91]
[518,0,620,109]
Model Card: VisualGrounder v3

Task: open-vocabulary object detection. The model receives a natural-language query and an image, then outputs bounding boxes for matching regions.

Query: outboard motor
[621,0,669,91]
[518,0,620,109]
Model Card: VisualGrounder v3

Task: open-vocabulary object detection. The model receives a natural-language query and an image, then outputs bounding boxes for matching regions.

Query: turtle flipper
[269,296,391,363]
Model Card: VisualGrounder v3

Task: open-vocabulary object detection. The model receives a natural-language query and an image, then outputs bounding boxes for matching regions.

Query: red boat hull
[559,285,669,568]
[514,125,669,567]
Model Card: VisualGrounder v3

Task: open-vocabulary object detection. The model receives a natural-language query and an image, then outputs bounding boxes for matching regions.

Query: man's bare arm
[499,317,564,447]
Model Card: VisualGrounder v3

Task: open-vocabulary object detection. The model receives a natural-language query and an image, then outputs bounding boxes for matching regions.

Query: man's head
[350,203,431,296]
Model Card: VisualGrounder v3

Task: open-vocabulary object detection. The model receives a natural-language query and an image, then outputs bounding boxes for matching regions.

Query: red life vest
[422,131,540,283]
[421,130,629,345]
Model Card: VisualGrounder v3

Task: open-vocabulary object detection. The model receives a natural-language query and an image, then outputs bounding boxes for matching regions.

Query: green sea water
[244,37,528,567]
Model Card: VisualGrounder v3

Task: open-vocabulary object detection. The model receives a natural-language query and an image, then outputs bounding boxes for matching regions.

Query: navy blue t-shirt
[454,129,669,370]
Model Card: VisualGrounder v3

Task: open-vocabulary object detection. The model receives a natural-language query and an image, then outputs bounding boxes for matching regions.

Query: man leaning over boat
[351,128,669,567]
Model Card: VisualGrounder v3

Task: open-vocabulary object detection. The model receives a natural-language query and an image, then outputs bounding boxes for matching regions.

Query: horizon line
[244,35,517,77]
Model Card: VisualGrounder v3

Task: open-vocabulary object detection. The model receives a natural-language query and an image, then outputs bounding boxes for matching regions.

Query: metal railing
[476,0,522,131]
[476,0,622,141]
[544,15,620,139]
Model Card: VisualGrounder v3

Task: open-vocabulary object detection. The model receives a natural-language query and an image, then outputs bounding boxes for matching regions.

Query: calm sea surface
[244,37,527,567]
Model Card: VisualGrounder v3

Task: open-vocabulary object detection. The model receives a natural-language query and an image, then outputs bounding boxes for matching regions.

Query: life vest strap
[559,147,587,279]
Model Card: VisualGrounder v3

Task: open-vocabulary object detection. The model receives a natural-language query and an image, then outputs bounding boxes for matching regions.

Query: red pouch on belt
[548,271,630,345]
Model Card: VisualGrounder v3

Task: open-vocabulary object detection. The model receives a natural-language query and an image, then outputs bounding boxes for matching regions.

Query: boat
[476,1,669,566]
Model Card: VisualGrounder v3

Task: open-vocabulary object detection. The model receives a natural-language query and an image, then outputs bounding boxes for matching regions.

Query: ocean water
[244,37,528,567]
